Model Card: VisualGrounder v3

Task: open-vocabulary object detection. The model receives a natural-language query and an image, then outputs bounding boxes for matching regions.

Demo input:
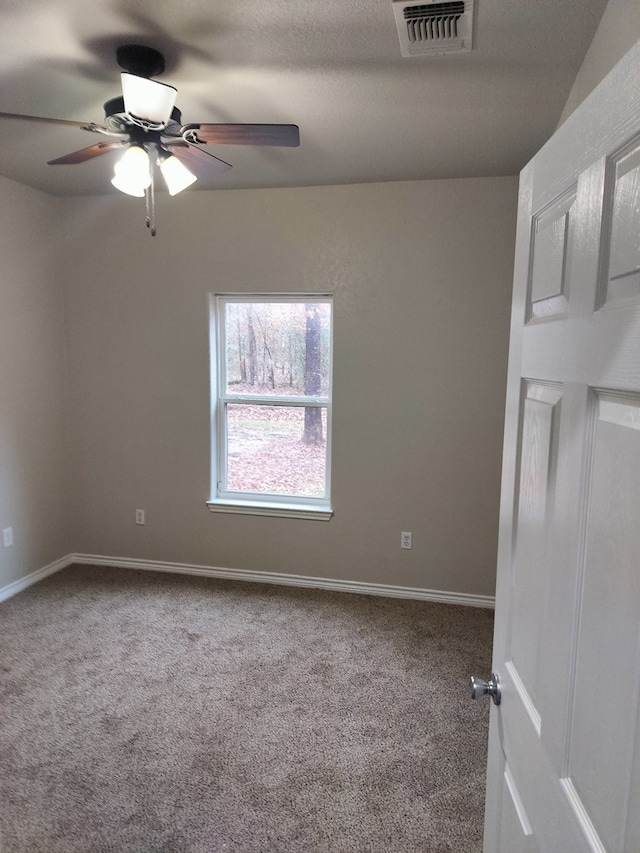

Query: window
[208,295,333,520]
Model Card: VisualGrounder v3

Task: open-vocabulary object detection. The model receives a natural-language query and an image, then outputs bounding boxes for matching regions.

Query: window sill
[206,499,333,521]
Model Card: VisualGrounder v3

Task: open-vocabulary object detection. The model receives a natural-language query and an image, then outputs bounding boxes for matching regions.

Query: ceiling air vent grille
[392,0,475,57]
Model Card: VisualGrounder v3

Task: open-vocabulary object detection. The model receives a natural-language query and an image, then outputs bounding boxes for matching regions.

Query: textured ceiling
[0,0,607,196]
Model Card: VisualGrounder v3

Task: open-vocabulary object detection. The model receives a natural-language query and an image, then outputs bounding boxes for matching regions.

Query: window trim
[208,293,333,520]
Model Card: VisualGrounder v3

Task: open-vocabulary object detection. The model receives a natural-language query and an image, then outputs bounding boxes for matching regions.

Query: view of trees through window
[220,299,332,499]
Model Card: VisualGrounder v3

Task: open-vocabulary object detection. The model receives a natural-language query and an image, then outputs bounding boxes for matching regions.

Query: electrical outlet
[135,509,145,525]
[2,527,14,548]
[401,531,412,550]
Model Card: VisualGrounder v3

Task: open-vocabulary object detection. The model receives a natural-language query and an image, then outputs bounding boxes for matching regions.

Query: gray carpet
[0,565,493,853]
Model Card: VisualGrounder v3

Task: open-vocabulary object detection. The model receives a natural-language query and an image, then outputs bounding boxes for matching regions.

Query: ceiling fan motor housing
[116,44,165,79]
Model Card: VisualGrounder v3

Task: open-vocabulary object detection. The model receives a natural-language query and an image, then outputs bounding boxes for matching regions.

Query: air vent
[392,0,475,57]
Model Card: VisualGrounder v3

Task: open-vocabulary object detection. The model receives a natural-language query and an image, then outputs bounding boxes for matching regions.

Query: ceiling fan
[0,44,300,235]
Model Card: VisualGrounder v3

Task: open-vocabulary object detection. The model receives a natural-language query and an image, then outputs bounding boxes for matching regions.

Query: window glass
[223,301,331,397]
[226,404,327,497]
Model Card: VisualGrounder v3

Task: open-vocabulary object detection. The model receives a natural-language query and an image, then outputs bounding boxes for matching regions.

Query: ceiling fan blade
[181,123,300,147]
[0,111,106,132]
[48,141,128,165]
[166,141,232,177]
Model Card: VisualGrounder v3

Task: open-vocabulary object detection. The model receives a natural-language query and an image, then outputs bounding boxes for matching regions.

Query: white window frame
[207,293,333,520]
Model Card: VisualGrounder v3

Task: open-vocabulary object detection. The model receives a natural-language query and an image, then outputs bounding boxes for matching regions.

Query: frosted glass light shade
[160,153,197,195]
[111,145,151,196]
[121,73,178,124]
[111,173,145,197]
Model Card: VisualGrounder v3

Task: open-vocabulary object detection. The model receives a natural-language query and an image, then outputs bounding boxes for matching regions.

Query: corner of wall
[558,3,640,128]
[0,177,73,590]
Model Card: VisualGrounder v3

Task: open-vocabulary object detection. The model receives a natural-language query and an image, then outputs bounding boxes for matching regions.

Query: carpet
[0,564,493,852]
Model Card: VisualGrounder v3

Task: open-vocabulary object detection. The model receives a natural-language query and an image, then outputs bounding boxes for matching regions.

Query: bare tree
[255,311,275,389]
[247,308,257,386]
[237,316,246,381]
[302,303,324,445]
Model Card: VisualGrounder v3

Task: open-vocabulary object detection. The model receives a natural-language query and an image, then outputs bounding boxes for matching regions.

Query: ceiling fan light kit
[115,144,149,175]
[110,172,145,197]
[158,150,197,196]
[112,144,151,192]
[0,43,300,236]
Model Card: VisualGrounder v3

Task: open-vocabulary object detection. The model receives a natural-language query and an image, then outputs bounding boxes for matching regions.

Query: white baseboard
[1,552,495,609]
[71,553,495,609]
[0,554,72,604]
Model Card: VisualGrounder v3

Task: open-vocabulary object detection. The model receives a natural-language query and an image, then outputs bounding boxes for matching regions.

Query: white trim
[207,499,333,521]
[70,553,495,608]
[0,551,496,610]
[220,394,330,406]
[0,554,72,604]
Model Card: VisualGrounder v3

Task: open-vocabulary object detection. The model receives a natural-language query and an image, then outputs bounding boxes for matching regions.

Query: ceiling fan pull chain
[150,167,156,237]
[145,168,157,237]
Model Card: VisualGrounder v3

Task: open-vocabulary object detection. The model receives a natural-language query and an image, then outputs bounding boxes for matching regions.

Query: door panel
[484,41,640,853]
[509,382,562,710]
[567,392,640,852]
[529,189,575,320]
[498,762,537,853]
[606,140,640,305]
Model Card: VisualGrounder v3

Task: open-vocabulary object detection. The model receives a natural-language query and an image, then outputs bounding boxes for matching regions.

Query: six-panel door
[485,41,640,853]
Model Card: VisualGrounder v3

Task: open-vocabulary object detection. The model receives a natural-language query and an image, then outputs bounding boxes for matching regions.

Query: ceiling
[0,0,608,197]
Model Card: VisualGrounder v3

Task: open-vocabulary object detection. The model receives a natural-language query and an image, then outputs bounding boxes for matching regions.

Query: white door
[482,41,640,853]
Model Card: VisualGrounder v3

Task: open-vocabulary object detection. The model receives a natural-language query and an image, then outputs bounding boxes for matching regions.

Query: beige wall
[0,176,71,587]
[59,177,516,597]
[559,1,640,125]
[3,3,636,599]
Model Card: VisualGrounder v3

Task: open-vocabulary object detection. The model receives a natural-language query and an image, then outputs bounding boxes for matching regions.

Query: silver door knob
[468,673,501,706]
